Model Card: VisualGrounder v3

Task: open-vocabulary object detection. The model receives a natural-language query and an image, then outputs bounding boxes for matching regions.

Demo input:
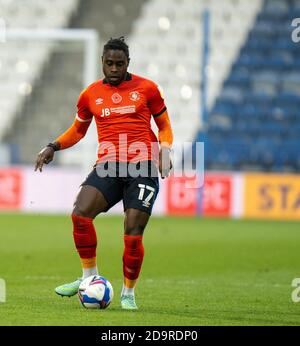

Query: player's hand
[159,147,173,179]
[35,147,55,172]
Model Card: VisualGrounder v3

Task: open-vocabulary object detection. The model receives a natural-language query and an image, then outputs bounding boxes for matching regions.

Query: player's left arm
[154,110,174,178]
[147,82,174,178]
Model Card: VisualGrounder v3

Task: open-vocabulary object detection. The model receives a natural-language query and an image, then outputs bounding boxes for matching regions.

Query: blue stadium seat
[194,0,300,172]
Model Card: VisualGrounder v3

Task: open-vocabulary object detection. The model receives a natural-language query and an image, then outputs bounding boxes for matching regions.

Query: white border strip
[76,113,93,123]
[232,173,244,218]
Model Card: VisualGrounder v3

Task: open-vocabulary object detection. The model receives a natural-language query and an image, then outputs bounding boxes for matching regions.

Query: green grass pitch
[0,214,299,326]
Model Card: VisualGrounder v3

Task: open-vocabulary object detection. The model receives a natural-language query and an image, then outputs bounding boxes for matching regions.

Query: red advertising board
[202,175,232,217]
[166,174,233,217]
[0,169,22,210]
[166,176,198,216]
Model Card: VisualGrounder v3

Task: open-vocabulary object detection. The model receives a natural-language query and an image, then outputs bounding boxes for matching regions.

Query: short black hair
[103,36,130,60]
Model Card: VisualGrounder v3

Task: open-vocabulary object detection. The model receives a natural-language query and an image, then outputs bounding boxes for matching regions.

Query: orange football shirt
[76,73,166,163]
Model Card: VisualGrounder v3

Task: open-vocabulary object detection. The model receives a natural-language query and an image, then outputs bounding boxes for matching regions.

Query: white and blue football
[78,275,113,309]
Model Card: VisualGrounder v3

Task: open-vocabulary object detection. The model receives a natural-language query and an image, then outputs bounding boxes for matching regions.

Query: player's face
[102,49,129,86]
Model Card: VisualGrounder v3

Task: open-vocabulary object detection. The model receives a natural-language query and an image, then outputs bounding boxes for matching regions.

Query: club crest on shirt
[129,91,140,101]
[111,93,122,104]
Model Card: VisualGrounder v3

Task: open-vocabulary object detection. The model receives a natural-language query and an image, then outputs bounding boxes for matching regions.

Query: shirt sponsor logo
[129,91,140,101]
[111,93,122,104]
[110,105,136,114]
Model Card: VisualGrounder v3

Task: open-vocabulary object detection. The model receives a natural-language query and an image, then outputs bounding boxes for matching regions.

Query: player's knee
[72,205,93,218]
[124,224,145,236]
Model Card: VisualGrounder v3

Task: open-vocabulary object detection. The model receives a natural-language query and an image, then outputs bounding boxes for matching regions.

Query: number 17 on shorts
[138,184,155,208]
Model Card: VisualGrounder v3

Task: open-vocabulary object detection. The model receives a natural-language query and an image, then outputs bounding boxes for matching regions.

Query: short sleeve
[147,82,167,118]
[76,88,93,122]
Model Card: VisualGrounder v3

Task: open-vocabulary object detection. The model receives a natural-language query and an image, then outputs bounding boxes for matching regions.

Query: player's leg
[121,164,159,309]
[121,208,150,310]
[55,166,124,297]
[72,185,109,280]
[55,185,109,297]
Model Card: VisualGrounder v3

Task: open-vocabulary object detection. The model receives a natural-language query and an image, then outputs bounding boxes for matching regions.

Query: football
[78,275,114,309]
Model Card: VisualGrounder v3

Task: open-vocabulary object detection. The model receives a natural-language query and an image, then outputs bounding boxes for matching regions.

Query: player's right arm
[35,89,93,172]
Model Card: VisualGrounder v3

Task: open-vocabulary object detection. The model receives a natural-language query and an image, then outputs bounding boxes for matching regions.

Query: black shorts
[81,161,159,215]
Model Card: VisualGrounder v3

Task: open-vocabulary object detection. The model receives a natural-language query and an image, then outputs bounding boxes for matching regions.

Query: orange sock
[80,257,98,279]
[124,277,137,289]
[80,257,97,269]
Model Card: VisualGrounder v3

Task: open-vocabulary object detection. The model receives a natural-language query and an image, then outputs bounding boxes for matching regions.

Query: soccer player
[35,37,173,310]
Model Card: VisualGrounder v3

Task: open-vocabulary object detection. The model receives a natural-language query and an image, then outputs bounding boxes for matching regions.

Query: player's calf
[72,214,99,279]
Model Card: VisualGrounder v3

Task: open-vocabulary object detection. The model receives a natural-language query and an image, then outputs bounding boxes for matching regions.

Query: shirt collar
[103,72,132,84]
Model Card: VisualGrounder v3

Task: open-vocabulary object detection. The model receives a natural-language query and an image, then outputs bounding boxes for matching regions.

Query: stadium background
[1,0,300,326]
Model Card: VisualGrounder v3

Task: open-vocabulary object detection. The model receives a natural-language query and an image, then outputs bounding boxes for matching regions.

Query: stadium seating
[0,0,79,140]
[129,0,263,165]
[2,0,147,166]
[198,0,300,172]
[2,0,299,173]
